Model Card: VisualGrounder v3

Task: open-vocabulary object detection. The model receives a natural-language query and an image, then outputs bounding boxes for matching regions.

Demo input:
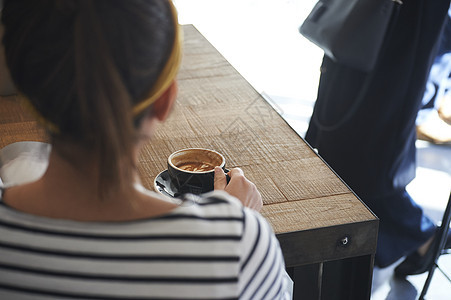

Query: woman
[0,0,290,298]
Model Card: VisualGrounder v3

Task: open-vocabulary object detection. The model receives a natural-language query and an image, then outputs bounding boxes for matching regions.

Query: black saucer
[154,170,178,198]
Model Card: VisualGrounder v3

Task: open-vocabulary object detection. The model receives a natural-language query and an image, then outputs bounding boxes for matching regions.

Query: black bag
[299,0,402,72]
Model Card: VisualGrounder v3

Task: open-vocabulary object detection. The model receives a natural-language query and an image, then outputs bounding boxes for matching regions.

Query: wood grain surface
[0,25,378,267]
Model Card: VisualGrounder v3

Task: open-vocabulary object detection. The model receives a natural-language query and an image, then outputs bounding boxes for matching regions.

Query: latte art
[177,161,215,172]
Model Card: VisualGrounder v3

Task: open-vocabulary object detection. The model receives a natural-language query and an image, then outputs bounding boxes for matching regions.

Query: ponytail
[73,1,136,195]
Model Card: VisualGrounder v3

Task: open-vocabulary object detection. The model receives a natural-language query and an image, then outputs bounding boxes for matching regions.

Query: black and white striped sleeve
[238,208,291,299]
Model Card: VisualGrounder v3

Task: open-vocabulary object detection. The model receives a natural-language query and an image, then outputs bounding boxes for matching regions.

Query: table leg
[287,254,374,300]
[287,263,322,300]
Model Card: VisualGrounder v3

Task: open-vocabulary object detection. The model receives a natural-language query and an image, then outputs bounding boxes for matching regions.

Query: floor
[175,1,451,299]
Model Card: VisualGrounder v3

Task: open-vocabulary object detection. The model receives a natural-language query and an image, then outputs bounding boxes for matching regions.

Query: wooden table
[0,25,378,299]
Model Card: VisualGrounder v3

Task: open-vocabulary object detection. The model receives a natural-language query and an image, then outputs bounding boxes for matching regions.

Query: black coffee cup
[167,148,226,195]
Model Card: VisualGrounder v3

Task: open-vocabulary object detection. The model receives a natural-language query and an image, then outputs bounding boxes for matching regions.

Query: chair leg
[418,262,438,300]
[436,264,451,283]
[418,192,451,299]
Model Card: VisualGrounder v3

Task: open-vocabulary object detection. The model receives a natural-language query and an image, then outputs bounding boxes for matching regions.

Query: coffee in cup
[167,148,225,195]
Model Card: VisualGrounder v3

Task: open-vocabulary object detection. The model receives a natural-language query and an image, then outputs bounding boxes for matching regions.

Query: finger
[228,167,244,178]
[214,166,227,190]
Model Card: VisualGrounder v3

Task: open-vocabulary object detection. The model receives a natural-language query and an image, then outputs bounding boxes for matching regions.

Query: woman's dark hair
[1,0,175,196]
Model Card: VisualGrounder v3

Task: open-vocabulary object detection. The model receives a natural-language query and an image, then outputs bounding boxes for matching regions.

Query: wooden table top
[0,25,378,267]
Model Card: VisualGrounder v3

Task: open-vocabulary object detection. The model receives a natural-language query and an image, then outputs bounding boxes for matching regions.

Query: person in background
[0,0,290,298]
[305,0,451,276]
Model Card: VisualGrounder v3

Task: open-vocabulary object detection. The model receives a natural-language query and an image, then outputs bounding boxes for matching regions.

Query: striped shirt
[0,190,290,299]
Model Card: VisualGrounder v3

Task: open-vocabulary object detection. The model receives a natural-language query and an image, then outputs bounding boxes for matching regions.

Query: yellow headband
[132,0,182,115]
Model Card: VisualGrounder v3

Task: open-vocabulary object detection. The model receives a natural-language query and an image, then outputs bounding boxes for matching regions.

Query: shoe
[394,229,451,277]
[416,112,451,144]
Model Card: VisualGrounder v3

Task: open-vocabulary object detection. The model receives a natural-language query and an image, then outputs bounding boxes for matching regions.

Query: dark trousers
[305,0,450,267]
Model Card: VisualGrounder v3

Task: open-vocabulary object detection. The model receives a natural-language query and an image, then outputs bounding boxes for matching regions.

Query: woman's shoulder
[176,190,260,220]
[178,191,275,234]
[168,190,246,222]
[170,191,274,234]
[190,190,242,205]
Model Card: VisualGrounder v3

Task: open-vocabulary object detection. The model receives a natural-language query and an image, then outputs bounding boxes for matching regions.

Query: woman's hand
[214,167,262,211]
